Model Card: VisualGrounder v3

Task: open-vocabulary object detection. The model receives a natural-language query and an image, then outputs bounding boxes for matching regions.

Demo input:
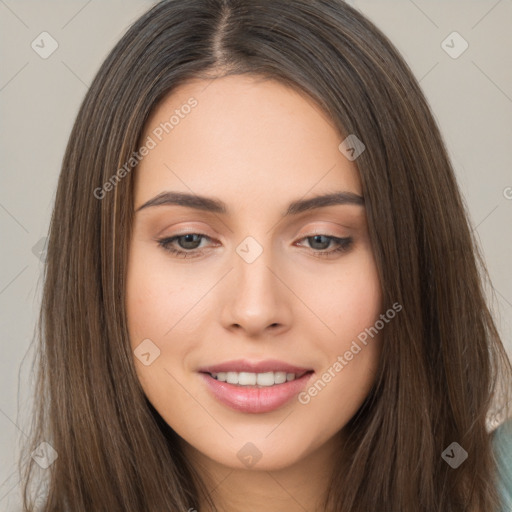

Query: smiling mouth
[199,367,315,413]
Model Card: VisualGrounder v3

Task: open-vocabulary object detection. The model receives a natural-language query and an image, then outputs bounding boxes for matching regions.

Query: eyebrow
[135,190,364,216]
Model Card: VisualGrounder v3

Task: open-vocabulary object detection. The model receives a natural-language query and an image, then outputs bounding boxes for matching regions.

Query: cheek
[126,275,169,346]
[125,244,196,411]
[125,242,192,345]
[293,249,383,415]
[125,241,213,402]
[296,247,383,346]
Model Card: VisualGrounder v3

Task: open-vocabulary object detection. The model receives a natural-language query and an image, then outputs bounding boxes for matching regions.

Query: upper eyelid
[160,221,352,239]
[150,214,357,242]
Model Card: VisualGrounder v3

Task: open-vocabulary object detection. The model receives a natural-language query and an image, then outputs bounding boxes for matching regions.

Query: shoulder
[492,418,512,511]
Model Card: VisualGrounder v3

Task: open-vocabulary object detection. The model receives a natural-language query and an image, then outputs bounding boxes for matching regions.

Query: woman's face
[126,74,383,471]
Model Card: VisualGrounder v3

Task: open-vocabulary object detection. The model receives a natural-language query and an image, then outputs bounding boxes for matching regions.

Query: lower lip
[199,372,314,413]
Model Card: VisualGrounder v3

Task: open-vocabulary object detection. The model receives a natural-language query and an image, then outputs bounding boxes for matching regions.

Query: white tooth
[216,371,299,386]
[238,372,257,385]
[274,371,287,384]
[226,372,239,384]
[256,372,275,386]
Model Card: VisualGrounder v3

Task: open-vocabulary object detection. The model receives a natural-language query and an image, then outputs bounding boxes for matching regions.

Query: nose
[219,244,293,338]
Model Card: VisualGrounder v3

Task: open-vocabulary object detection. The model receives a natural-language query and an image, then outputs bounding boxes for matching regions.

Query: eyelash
[156,233,353,259]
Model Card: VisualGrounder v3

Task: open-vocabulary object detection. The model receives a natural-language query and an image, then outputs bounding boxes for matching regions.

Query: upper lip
[198,359,313,376]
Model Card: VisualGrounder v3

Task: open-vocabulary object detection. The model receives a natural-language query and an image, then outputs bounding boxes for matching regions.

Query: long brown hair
[20,0,512,510]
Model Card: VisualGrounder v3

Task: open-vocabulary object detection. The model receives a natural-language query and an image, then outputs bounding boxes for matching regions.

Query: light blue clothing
[493,418,512,512]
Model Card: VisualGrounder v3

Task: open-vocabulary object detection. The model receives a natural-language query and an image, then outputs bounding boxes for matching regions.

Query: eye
[295,234,353,258]
[157,232,353,259]
[157,233,215,258]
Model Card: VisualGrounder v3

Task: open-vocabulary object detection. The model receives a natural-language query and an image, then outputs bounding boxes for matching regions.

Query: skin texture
[126,74,383,511]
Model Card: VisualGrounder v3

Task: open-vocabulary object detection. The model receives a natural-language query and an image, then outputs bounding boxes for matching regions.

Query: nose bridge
[220,233,291,334]
[234,234,279,308]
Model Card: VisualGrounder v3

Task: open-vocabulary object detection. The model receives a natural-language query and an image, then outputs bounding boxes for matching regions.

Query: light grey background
[1,1,511,509]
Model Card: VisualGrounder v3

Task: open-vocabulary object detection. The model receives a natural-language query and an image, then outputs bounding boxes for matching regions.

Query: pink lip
[198,359,312,375]
[198,359,315,414]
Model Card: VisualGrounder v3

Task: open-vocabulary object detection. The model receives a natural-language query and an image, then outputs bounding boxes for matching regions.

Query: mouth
[198,360,315,413]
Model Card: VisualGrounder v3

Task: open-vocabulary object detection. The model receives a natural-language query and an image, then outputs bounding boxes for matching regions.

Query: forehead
[134,74,362,206]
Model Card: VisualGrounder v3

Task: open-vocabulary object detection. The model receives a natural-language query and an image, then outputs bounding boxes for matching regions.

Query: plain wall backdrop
[1,0,511,509]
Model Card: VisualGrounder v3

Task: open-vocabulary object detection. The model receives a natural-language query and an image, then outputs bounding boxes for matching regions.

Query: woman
[20,0,512,510]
